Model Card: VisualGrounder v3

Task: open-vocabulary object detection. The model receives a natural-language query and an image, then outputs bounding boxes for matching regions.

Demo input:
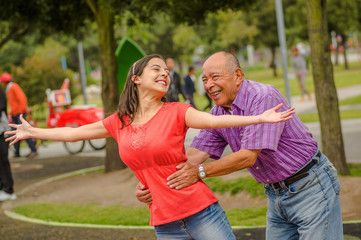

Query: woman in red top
[6,55,294,239]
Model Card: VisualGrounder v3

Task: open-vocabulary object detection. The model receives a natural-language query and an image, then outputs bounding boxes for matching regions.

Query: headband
[132,60,140,75]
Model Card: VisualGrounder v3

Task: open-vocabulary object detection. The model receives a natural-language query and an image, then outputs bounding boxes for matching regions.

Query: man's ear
[235,68,244,86]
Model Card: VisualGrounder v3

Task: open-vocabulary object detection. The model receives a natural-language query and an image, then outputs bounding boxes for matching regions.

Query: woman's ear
[132,75,141,85]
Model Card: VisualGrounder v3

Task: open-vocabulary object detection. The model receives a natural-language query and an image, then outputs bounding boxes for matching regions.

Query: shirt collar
[220,79,248,112]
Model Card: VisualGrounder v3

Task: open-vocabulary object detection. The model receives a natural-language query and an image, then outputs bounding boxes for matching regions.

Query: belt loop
[313,149,321,165]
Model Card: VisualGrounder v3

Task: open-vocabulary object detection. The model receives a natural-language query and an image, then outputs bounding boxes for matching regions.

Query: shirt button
[256,167,259,170]
[266,179,270,182]
[240,133,243,136]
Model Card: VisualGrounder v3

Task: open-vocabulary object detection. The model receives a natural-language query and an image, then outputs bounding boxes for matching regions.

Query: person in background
[6,54,294,240]
[164,57,185,102]
[0,87,16,201]
[184,66,197,108]
[197,74,212,110]
[137,51,343,240]
[291,46,312,102]
[0,73,37,159]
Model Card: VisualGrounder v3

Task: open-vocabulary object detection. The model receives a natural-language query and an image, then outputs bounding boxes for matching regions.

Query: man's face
[165,58,175,71]
[202,54,242,108]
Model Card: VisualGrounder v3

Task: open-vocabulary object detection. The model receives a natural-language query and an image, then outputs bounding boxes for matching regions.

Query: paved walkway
[290,84,361,114]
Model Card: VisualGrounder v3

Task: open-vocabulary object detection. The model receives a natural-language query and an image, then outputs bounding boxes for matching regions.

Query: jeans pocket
[324,164,341,195]
[288,173,319,194]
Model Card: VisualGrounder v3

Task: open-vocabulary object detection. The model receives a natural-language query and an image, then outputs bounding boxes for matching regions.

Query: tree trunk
[305,0,349,175]
[87,0,127,172]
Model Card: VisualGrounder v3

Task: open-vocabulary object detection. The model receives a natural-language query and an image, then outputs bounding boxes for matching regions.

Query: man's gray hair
[223,52,241,74]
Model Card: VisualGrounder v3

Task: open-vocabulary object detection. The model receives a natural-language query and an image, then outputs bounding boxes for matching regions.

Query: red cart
[46,79,106,154]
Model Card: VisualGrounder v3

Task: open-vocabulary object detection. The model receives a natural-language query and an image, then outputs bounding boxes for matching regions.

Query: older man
[138,52,343,240]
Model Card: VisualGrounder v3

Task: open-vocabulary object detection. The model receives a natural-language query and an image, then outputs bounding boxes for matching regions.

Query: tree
[283,0,309,46]
[11,38,76,106]
[305,0,349,174]
[327,0,359,69]
[247,0,280,77]
[85,0,127,171]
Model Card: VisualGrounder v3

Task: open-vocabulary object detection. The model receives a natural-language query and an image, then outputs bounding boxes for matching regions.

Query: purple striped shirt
[190,80,318,184]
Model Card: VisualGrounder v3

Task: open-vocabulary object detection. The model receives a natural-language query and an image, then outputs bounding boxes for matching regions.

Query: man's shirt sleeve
[241,93,285,151]
[190,128,228,160]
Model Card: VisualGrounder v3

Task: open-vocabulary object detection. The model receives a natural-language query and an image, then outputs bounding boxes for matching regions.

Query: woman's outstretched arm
[185,103,295,129]
[5,114,111,146]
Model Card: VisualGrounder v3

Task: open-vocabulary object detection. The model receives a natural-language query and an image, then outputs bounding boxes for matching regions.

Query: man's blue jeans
[265,152,343,240]
[154,202,236,240]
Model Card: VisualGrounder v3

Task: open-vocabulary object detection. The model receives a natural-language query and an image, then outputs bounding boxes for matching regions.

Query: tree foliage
[327,0,359,69]
[0,0,92,49]
[11,38,76,106]
[246,0,279,76]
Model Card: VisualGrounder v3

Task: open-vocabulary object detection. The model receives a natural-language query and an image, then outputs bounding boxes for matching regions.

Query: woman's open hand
[4,114,32,146]
[259,103,295,123]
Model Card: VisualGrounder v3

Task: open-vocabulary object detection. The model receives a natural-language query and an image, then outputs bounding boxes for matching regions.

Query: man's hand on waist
[167,162,199,190]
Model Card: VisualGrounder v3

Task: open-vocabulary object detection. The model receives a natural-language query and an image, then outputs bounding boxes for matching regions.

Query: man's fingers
[167,170,181,181]
[167,176,182,188]
[175,183,189,190]
[176,162,186,169]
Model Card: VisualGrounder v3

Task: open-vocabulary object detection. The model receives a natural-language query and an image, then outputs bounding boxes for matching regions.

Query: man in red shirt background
[0,73,37,158]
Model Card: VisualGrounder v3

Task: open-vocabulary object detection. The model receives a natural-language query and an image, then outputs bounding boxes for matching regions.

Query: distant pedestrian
[184,66,197,108]
[0,87,16,201]
[197,74,212,110]
[291,46,312,102]
[0,73,37,158]
[164,58,185,102]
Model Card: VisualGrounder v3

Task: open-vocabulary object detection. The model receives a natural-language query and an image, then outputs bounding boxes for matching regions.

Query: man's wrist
[198,164,207,179]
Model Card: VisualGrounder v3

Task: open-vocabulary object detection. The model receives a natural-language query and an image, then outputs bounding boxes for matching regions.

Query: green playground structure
[115,37,146,93]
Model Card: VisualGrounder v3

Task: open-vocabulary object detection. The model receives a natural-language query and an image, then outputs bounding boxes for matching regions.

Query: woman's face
[136,58,170,96]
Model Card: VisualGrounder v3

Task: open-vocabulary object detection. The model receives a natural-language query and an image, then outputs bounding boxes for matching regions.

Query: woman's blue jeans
[265,152,343,240]
[154,202,235,240]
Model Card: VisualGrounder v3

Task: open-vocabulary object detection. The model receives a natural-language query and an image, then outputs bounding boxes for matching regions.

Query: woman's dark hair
[117,54,166,128]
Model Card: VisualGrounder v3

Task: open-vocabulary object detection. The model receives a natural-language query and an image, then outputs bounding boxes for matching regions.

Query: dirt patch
[3,168,361,221]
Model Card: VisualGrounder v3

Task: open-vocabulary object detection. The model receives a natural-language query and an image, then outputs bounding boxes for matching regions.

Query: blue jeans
[154,202,235,240]
[265,151,343,240]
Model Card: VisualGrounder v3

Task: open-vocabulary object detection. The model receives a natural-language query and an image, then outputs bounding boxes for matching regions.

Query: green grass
[348,163,361,177]
[298,109,361,123]
[226,206,267,226]
[14,203,150,226]
[244,61,361,97]
[204,176,265,199]
[339,95,361,106]
[13,202,268,227]
[12,164,361,227]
